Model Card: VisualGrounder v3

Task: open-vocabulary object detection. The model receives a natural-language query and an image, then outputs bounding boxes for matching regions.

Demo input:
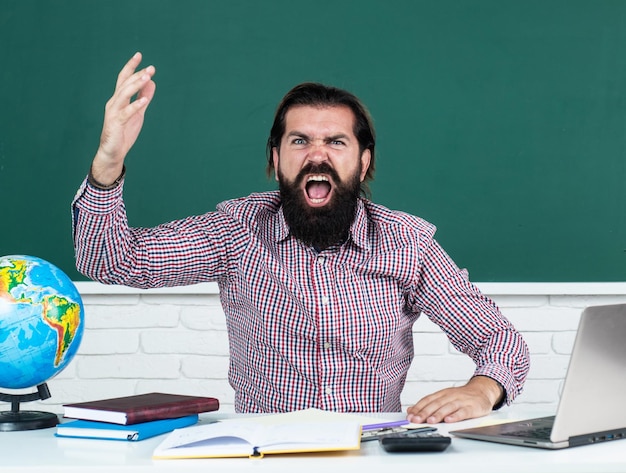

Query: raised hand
[90,52,156,186]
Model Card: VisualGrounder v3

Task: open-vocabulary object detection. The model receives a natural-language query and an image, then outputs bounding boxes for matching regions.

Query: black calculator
[379,429,451,452]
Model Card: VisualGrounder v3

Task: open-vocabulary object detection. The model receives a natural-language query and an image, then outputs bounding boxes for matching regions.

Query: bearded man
[72,52,529,424]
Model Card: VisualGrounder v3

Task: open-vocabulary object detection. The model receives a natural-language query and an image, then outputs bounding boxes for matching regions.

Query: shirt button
[325,387,333,395]
[317,255,325,265]
[323,341,331,349]
[321,296,330,305]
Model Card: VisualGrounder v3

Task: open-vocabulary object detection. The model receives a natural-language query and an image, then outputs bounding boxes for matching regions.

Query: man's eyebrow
[286,131,311,140]
[325,133,351,142]
[285,131,352,142]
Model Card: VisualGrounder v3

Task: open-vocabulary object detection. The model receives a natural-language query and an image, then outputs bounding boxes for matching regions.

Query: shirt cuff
[72,172,125,215]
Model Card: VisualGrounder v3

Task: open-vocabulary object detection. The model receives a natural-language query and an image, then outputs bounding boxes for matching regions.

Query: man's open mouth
[305,175,332,205]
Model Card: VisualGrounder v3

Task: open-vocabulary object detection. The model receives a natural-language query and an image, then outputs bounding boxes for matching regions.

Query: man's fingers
[406,392,448,424]
[114,52,143,90]
[136,77,156,103]
[119,77,156,122]
[111,65,156,106]
[442,407,470,424]
[106,66,156,123]
[406,386,489,424]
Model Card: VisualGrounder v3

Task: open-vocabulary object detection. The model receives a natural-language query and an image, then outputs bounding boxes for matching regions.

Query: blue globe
[0,255,84,390]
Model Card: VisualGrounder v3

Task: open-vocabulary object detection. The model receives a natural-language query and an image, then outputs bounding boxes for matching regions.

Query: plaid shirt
[72,179,529,413]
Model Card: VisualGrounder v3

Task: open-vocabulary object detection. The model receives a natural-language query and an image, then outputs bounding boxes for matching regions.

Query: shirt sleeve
[71,176,238,288]
[409,236,530,407]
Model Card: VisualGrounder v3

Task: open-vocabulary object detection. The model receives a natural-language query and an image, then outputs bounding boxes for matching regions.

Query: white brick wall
[3,282,626,415]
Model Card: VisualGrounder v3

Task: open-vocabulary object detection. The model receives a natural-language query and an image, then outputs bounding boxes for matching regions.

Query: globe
[0,255,84,390]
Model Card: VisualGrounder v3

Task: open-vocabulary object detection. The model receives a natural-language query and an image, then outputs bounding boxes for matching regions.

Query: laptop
[450,303,626,449]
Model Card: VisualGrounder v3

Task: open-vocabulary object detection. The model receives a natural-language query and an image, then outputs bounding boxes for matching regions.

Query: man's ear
[272,147,280,182]
[359,149,371,182]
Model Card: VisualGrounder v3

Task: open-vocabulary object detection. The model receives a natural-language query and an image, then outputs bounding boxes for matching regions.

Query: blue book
[55,414,198,441]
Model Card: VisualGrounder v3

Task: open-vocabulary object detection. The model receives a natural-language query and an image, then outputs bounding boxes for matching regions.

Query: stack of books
[56,392,219,442]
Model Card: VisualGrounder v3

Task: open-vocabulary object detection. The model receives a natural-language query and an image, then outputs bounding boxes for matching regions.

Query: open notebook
[152,408,412,459]
[451,303,626,449]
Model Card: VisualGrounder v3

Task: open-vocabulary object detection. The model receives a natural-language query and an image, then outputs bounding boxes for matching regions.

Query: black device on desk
[379,430,451,453]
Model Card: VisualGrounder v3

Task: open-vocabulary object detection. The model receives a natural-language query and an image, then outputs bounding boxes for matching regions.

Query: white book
[153,409,363,459]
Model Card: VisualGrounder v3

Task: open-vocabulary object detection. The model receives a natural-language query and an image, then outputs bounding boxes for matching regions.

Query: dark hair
[266,82,376,195]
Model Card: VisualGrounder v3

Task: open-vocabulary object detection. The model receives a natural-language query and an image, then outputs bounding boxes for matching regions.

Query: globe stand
[0,383,59,431]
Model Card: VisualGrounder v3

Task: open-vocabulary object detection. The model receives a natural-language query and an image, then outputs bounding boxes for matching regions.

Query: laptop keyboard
[504,426,552,440]
[501,416,556,440]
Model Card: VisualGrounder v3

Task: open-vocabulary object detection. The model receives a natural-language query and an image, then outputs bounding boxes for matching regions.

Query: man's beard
[278,162,361,250]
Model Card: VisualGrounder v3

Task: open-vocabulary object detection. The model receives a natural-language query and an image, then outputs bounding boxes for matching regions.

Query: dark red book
[63,392,220,425]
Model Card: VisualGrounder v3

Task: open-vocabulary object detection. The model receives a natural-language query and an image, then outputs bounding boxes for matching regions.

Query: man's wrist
[88,165,126,190]
[471,375,505,410]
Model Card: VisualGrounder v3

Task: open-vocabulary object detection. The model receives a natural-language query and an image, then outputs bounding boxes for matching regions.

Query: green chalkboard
[1,0,625,282]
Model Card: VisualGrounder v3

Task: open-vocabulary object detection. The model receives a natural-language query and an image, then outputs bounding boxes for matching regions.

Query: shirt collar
[275,199,371,252]
[349,199,370,251]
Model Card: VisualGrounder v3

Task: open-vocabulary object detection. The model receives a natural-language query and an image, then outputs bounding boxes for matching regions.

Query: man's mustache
[295,163,341,185]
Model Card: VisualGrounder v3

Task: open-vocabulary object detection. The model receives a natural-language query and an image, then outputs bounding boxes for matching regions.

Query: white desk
[2,409,626,473]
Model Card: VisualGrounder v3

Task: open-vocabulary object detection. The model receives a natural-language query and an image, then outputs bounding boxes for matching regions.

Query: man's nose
[307,141,329,163]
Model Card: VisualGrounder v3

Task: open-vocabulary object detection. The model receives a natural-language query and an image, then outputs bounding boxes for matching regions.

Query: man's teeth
[307,175,329,183]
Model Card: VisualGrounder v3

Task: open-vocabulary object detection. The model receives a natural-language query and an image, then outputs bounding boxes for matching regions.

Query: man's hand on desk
[406,376,504,424]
